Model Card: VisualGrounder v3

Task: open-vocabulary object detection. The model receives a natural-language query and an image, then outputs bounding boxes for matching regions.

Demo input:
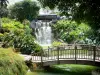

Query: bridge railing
[31,44,100,64]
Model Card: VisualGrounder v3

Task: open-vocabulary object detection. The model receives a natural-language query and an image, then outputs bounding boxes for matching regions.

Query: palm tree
[0,0,8,30]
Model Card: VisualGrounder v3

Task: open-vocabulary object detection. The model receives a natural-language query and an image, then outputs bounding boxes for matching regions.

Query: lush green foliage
[0,18,42,54]
[0,48,28,75]
[52,20,93,44]
[2,18,24,30]
[9,0,40,22]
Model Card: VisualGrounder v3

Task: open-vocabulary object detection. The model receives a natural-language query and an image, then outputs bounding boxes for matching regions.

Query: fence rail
[31,44,100,65]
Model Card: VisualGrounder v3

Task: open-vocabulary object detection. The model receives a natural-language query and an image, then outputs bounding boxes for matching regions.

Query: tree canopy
[38,0,100,30]
[0,0,8,30]
[0,0,8,17]
[9,0,40,22]
[0,0,8,7]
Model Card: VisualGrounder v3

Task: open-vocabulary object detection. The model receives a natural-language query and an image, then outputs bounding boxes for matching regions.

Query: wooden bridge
[31,44,100,66]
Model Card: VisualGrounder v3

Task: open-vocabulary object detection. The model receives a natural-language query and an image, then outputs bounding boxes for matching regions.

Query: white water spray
[35,21,52,46]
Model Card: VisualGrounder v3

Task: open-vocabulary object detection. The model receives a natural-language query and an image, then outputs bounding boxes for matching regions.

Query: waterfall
[35,20,52,46]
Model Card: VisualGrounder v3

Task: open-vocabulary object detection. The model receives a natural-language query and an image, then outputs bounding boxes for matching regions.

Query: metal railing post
[75,45,77,64]
[57,46,60,64]
[93,45,96,65]
[41,49,43,67]
[48,46,49,57]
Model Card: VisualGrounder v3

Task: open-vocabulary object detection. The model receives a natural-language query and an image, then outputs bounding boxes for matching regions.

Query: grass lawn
[26,64,99,75]
[49,64,99,75]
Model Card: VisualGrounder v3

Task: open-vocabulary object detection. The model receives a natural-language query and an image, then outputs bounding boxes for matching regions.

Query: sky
[8,0,23,5]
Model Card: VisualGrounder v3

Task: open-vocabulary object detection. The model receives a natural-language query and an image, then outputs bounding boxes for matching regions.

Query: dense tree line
[9,0,40,22]
[0,0,40,22]
[0,0,8,30]
[0,0,9,18]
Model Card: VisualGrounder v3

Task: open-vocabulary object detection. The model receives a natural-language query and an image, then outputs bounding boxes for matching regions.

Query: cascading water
[35,20,52,46]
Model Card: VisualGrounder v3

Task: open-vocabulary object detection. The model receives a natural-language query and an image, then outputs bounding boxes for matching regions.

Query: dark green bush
[0,48,28,75]
[18,34,43,54]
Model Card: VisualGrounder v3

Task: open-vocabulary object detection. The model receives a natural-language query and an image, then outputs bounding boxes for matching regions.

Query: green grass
[26,64,99,75]
[49,64,99,75]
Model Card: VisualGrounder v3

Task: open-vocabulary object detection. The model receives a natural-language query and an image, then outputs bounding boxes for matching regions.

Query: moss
[0,48,28,75]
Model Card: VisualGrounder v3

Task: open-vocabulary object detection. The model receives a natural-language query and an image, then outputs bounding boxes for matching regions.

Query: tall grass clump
[0,48,28,75]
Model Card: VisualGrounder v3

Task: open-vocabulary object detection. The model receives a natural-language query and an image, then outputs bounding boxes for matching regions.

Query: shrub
[52,41,63,47]
[0,33,3,42]
[18,34,42,54]
[0,48,28,75]
[2,18,24,31]
[1,18,42,54]
[52,20,92,44]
